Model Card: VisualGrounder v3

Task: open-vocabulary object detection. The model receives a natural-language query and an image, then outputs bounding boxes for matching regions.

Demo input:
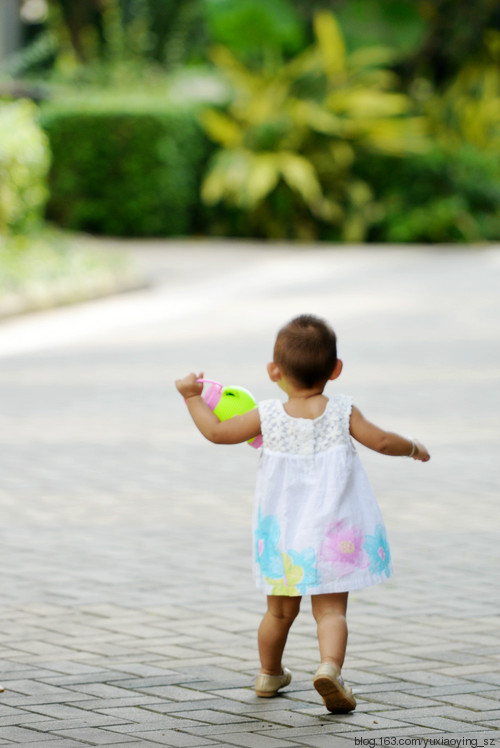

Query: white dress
[253,396,393,596]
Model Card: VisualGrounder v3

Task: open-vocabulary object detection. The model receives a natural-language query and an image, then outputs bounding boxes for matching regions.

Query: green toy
[198,378,262,448]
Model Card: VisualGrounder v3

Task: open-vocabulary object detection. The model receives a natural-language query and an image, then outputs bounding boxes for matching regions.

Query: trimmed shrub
[356,145,500,243]
[40,98,209,236]
[0,99,50,234]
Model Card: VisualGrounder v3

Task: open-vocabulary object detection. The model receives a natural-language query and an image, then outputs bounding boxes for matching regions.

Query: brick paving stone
[27,673,134,688]
[16,742,93,747]
[96,706,189,723]
[96,718,204,733]
[393,714,492,731]
[242,710,326,728]
[253,725,356,740]
[68,696,166,710]
[0,725,58,742]
[112,738,188,748]
[0,242,499,744]
[0,714,52,728]
[221,698,320,716]
[378,704,483,724]
[177,722,284,738]
[362,692,451,709]
[215,732,300,747]
[140,698,258,715]
[467,710,500,722]
[21,704,108,721]
[351,681,420,695]
[324,712,413,730]
[107,744,173,748]
[0,692,96,708]
[161,710,257,726]
[49,727,140,744]
[123,686,213,701]
[432,693,500,711]
[3,682,79,699]
[106,730,216,746]
[340,727,444,743]
[20,717,132,733]
[0,705,28,718]
[283,737,373,748]
[404,683,500,698]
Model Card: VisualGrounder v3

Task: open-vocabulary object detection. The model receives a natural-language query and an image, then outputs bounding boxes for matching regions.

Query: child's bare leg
[312,592,349,670]
[258,595,301,675]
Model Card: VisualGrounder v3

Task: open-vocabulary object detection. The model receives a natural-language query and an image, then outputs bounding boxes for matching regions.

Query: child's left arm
[350,405,430,461]
[175,372,261,445]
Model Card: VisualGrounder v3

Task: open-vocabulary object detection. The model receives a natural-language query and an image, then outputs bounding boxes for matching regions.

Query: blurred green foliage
[202,0,306,63]
[3,0,500,245]
[12,0,495,85]
[199,12,427,241]
[401,0,500,84]
[41,97,209,236]
[357,146,500,243]
[365,53,500,243]
[0,99,50,233]
[426,61,500,153]
[334,0,425,57]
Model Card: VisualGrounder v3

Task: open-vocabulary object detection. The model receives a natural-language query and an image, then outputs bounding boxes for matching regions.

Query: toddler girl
[175,314,430,713]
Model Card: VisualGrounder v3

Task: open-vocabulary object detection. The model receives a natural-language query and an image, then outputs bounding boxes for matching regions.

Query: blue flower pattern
[288,547,319,594]
[363,524,392,577]
[255,512,320,594]
[254,510,284,578]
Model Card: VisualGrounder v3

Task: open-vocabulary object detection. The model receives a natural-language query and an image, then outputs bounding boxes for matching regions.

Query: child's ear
[328,359,343,381]
[267,362,282,382]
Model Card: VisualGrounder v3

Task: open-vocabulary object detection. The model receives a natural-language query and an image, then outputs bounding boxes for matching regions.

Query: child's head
[272,314,339,389]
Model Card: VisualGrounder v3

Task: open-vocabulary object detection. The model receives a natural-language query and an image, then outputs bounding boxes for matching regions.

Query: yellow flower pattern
[266,552,304,596]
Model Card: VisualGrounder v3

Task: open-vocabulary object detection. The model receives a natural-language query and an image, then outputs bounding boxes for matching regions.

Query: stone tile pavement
[0,240,499,746]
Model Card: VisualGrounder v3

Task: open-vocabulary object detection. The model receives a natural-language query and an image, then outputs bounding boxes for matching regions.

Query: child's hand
[175,372,204,400]
[412,440,430,462]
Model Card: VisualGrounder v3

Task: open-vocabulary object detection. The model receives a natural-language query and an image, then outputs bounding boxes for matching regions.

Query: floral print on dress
[254,510,284,578]
[266,552,303,596]
[256,511,320,595]
[288,547,319,594]
[363,524,391,577]
[319,520,369,577]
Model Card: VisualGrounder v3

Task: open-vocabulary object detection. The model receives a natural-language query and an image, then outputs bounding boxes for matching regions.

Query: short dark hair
[274,314,337,388]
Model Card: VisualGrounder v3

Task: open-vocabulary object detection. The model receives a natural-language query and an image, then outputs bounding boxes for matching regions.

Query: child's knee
[312,592,348,624]
[267,596,301,624]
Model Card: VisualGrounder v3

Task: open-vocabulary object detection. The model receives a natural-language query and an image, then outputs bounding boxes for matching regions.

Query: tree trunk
[0,0,22,62]
[54,0,106,63]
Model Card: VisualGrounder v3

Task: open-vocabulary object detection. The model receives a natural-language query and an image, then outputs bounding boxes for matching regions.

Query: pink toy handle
[196,378,223,410]
[196,378,263,449]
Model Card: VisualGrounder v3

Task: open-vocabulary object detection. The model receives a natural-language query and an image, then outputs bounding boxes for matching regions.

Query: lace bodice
[258,395,353,456]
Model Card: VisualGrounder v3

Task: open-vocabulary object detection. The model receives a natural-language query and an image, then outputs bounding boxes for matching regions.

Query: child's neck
[284,385,328,419]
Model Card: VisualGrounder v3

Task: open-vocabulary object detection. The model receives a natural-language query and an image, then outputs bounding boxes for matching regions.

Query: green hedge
[40,98,209,237]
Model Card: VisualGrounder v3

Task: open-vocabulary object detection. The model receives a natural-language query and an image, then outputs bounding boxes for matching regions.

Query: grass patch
[0,228,146,318]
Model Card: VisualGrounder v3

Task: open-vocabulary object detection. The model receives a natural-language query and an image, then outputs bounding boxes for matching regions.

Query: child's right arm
[175,372,261,445]
[350,406,430,461]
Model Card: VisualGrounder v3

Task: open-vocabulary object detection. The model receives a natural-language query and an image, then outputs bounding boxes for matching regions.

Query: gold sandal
[313,663,356,712]
[255,667,292,697]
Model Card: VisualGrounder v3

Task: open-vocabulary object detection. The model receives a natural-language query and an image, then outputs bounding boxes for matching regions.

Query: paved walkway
[0,240,499,747]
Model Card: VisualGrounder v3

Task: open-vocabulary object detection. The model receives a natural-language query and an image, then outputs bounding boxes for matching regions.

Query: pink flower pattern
[319,520,369,577]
